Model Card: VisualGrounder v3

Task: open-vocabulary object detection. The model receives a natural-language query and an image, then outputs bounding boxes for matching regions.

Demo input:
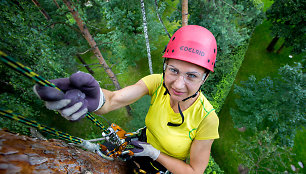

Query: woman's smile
[171,88,185,96]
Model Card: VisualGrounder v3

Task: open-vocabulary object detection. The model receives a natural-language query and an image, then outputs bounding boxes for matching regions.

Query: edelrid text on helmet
[163,25,217,72]
[179,46,206,57]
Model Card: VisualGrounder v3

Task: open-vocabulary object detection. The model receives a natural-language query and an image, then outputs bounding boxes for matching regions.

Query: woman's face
[164,59,207,103]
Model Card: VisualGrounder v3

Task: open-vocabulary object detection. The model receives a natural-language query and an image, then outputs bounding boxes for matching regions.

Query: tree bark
[154,0,171,39]
[32,0,51,20]
[63,0,132,116]
[62,0,121,90]
[76,54,95,75]
[182,0,188,26]
[140,0,153,74]
[266,36,279,52]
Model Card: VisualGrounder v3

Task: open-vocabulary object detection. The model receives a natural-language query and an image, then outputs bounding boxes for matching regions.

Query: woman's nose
[173,75,186,88]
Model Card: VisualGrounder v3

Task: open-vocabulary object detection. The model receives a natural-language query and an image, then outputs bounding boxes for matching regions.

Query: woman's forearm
[156,153,207,174]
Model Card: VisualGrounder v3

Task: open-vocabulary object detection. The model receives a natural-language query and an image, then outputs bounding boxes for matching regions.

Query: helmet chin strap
[163,62,209,127]
[165,84,202,127]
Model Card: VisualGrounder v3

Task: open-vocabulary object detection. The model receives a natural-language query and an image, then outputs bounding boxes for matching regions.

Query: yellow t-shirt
[142,74,219,160]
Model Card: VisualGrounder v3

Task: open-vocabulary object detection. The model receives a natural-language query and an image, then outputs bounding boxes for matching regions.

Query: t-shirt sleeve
[195,110,219,140]
[141,74,163,96]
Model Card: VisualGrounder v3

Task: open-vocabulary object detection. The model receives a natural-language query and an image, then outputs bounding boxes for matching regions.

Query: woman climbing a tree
[34,25,219,174]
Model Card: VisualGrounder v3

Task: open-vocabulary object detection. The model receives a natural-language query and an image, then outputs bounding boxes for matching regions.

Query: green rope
[0,108,83,144]
[0,51,109,133]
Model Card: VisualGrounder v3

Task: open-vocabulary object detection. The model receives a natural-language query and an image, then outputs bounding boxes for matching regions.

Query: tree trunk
[52,0,60,8]
[140,0,153,74]
[276,42,285,54]
[76,54,95,75]
[182,0,188,26]
[32,0,51,20]
[266,36,279,52]
[154,0,171,39]
[63,0,132,116]
[63,0,121,90]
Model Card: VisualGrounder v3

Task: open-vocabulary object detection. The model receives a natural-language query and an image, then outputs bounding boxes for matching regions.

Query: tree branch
[78,42,112,55]
[219,0,245,15]
[154,0,171,39]
[52,0,60,8]
[44,22,81,33]
[32,0,51,20]
[169,6,180,12]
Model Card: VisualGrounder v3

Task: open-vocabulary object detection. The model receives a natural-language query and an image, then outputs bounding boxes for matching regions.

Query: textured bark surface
[0,130,127,174]
[182,0,188,26]
[140,0,153,75]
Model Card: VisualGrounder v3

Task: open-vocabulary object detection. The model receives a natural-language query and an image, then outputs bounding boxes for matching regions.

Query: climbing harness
[0,51,141,161]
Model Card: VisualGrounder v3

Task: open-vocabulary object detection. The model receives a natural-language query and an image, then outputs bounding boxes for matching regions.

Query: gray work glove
[33,71,105,121]
[130,141,160,160]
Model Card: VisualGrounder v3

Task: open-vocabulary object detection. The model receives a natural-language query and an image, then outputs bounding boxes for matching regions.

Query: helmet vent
[167,49,169,53]
[207,59,210,63]
[172,49,175,53]
[172,37,176,41]
[214,49,216,53]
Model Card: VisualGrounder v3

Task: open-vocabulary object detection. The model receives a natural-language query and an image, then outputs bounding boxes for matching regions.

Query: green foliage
[266,0,306,55]
[231,63,305,146]
[0,94,32,135]
[204,156,224,174]
[126,96,150,132]
[233,129,295,173]
[212,19,305,173]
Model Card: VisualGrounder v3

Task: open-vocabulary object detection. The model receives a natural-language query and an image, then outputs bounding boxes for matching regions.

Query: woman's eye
[187,73,197,78]
[169,68,179,74]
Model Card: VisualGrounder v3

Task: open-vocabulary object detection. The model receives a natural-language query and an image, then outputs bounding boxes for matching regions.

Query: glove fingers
[129,141,143,147]
[64,89,86,106]
[60,89,89,121]
[45,99,71,110]
[34,85,65,101]
[69,108,88,121]
[60,101,88,121]
[34,77,71,101]
[69,72,96,89]
[49,78,71,91]
[70,72,100,96]
[129,141,145,154]
[61,102,83,117]
[69,72,102,112]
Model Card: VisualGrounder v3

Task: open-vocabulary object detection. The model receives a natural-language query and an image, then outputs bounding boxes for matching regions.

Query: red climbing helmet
[163,25,217,72]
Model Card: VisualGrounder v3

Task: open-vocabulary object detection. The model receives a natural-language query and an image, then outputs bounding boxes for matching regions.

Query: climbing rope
[0,108,83,144]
